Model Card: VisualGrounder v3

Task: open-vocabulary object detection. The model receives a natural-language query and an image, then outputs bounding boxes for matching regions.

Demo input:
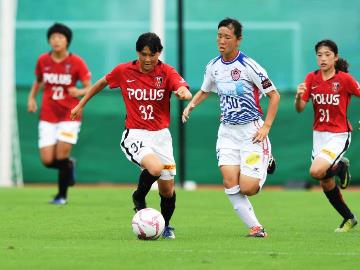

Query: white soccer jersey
[201,51,276,124]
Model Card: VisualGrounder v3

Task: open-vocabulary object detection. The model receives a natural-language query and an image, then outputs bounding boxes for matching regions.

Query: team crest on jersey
[155,76,163,88]
[65,64,71,74]
[231,68,241,81]
[332,82,340,92]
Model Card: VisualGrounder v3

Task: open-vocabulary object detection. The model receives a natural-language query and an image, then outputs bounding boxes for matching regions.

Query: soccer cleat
[162,226,175,239]
[132,190,146,213]
[49,196,67,205]
[267,156,276,174]
[68,157,76,186]
[335,216,358,232]
[247,226,268,238]
[337,157,351,189]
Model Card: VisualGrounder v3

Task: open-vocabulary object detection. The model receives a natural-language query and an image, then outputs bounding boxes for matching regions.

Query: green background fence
[18,89,360,184]
[16,0,360,184]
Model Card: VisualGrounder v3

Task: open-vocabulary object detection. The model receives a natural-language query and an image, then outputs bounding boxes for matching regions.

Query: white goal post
[0,0,23,187]
[150,0,165,61]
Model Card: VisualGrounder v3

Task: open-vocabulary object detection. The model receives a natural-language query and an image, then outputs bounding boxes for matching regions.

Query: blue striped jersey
[201,51,276,125]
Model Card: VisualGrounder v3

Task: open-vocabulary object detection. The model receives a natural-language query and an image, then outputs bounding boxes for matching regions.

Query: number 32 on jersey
[139,105,154,120]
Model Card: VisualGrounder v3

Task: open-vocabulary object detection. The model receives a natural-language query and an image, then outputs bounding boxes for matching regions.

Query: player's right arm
[70,76,108,120]
[294,82,307,113]
[182,59,215,123]
[27,80,43,113]
[182,90,210,123]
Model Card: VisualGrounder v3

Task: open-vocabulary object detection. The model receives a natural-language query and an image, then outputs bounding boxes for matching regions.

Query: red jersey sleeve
[77,57,92,82]
[35,56,43,82]
[344,73,360,97]
[301,72,313,102]
[164,64,189,91]
[105,64,123,89]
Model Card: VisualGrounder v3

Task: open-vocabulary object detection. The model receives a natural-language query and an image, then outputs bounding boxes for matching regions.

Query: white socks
[225,185,261,228]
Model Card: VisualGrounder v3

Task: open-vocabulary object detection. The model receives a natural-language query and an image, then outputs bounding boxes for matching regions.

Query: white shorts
[312,131,351,165]
[38,120,81,148]
[216,119,271,188]
[120,128,176,180]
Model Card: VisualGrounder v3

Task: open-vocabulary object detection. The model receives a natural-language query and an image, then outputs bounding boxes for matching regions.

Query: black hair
[136,32,163,53]
[315,39,349,73]
[218,17,242,38]
[47,22,72,47]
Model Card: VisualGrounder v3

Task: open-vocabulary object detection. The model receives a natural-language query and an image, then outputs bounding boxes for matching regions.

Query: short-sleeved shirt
[35,53,91,122]
[105,60,189,131]
[201,51,276,125]
[302,70,360,132]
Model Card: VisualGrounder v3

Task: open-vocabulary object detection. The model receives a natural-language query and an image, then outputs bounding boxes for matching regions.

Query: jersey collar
[221,51,240,65]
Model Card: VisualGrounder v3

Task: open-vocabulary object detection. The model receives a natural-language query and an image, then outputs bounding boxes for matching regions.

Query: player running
[182,18,280,237]
[295,39,360,232]
[27,22,92,205]
[70,32,192,239]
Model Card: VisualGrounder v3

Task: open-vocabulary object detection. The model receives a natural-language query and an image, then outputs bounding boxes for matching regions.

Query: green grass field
[0,187,359,270]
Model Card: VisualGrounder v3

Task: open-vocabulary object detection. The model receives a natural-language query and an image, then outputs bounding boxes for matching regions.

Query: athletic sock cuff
[142,169,160,184]
[225,185,240,195]
[56,158,70,170]
[160,191,176,201]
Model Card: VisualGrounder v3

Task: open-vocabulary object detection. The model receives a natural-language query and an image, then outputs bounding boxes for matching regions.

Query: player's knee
[42,158,55,167]
[147,166,162,177]
[159,185,174,198]
[309,167,325,180]
[320,179,335,191]
[240,186,259,196]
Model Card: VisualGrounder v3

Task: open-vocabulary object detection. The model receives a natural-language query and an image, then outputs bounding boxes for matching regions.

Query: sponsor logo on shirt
[261,78,272,89]
[311,93,340,105]
[43,73,72,85]
[127,88,165,101]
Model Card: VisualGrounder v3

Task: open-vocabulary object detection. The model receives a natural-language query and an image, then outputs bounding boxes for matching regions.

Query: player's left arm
[244,59,280,142]
[344,75,360,129]
[68,79,92,97]
[252,89,280,143]
[68,58,92,97]
[347,75,360,97]
[70,76,108,120]
[175,86,192,100]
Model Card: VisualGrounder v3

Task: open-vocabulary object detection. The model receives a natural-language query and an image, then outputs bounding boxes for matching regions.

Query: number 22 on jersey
[52,86,65,100]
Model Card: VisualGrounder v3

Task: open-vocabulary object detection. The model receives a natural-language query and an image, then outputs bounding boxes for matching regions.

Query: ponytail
[335,58,349,73]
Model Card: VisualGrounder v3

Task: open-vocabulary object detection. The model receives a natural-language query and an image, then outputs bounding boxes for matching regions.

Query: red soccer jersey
[302,70,360,132]
[105,60,189,131]
[35,53,91,122]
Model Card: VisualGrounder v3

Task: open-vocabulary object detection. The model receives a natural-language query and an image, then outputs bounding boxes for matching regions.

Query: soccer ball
[131,208,165,240]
